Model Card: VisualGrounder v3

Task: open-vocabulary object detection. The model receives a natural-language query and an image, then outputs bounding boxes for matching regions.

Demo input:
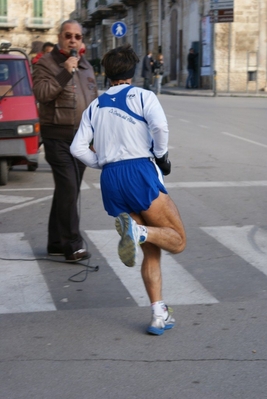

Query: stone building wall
[1,0,75,55]
[215,0,267,92]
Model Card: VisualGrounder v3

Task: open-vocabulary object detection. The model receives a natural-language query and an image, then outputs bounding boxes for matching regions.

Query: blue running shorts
[101,158,168,217]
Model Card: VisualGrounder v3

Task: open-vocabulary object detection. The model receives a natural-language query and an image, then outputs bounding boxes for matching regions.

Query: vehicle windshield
[0,59,32,97]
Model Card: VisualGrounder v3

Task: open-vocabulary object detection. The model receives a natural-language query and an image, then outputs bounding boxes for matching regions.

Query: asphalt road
[0,95,267,399]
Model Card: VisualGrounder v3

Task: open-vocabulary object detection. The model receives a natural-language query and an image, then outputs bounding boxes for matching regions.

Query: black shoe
[65,249,91,263]
[47,245,64,256]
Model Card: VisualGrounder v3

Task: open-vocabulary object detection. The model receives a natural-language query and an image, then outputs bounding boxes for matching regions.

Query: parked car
[0,40,40,185]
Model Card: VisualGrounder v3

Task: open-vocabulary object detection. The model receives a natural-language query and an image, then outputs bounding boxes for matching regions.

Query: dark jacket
[187,52,198,71]
[32,45,98,141]
[153,60,164,76]
[141,55,153,80]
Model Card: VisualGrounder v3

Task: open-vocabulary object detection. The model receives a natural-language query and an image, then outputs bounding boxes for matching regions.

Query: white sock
[151,301,168,318]
[138,225,148,244]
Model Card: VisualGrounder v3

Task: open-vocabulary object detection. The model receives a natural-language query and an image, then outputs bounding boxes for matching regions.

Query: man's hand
[155,152,171,176]
[64,57,78,74]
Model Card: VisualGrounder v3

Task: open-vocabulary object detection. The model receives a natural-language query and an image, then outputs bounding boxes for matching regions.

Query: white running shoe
[115,213,139,267]
[147,307,175,336]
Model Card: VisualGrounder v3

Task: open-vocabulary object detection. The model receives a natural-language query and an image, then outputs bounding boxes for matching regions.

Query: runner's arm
[70,107,100,169]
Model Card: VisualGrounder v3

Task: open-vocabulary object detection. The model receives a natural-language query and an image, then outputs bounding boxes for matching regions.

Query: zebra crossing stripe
[85,230,218,306]
[201,225,267,276]
[0,194,34,204]
[0,233,56,314]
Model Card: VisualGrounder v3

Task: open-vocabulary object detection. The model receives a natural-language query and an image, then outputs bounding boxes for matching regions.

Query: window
[0,60,32,97]
[0,0,7,16]
[34,0,43,18]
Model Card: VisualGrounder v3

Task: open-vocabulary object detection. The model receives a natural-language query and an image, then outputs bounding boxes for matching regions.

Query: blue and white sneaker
[147,307,175,336]
[115,213,139,267]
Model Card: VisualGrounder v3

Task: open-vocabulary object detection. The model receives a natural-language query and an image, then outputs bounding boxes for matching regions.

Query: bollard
[213,70,217,97]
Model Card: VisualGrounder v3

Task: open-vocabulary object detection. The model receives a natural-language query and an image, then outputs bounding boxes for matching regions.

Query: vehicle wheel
[28,163,38,172]
[0,159,8,185]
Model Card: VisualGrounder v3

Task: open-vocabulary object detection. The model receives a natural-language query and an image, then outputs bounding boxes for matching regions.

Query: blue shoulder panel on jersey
[98,85,147,124]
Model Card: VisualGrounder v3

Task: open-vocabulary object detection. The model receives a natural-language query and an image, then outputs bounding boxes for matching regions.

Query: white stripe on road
[201,225,267,276]
[222,132,267,148]
[0,233,56,314]
[0,195,53,215]
[1,181,266,214]
[93,181,267,190]
[0,180,89,192]
[0,194,34,204]
[165,181,267,188]
[85,230,218,306]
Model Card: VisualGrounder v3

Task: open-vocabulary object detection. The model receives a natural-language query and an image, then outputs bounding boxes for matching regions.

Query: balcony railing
[25,17,54,30]
[0,17,18,28]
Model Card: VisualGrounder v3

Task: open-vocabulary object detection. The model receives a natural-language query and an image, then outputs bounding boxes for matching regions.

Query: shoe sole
[115,218,122,236]
[48,252,64,256]
[115,213,137,267]
[147,323,175,336]
[65,253,91,263]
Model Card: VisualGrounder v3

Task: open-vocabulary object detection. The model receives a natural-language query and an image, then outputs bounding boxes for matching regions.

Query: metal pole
[246,52,249,93]
[213,21,217,96]
[227,23,232,93]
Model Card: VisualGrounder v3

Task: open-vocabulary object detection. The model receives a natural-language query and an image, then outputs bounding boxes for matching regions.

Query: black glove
[155,152,171,176]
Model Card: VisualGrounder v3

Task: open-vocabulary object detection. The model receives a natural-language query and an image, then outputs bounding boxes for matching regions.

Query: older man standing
[33,20,98,262]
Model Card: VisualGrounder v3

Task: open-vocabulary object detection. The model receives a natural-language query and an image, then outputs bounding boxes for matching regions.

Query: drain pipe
[158,0,162,53]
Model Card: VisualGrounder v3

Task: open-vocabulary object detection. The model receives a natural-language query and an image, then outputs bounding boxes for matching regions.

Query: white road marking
[165,181,267,188]
[0,195,53,215]
[0,195,34,204]
[1,181,266,214]
[85,230,218,306]
[0,188,54,191]
[222,132,267,148]
[201,225,267,276]
[0,233,56,314]
[92,183,101,189]
[0,180,90,192]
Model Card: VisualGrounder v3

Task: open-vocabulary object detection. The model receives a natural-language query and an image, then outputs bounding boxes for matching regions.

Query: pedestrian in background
[31,42,54,66]
[141,50,154,90]
[153,53,164,94]
[32,19,98,262]
[186,48,198,89]
[70,44,186,336]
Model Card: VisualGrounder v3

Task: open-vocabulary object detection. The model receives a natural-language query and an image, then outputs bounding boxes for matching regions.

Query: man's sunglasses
[64,33,83,40]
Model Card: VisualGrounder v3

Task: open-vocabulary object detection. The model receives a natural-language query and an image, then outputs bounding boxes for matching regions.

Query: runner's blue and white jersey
[70,84,169,168]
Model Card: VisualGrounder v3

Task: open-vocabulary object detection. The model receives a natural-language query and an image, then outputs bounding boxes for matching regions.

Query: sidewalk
[160,81,267,97]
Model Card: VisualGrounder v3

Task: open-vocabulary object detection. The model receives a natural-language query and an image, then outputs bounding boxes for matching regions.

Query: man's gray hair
[59,20,82,34]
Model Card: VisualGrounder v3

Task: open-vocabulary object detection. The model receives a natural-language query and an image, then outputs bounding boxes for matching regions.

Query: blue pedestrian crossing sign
[111,21,127,38]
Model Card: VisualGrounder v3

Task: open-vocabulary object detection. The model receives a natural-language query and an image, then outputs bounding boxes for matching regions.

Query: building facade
[81,0,267,92]
[0,0,75,57]
[1,0,267,92]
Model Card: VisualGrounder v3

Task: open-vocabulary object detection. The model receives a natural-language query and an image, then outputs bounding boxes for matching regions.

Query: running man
[70,44,186,335]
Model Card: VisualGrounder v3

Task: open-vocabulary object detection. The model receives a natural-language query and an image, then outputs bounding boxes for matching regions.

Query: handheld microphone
[70,49,77,73]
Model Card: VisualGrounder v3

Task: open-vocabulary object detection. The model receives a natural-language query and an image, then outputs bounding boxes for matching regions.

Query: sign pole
[213,22,217,97]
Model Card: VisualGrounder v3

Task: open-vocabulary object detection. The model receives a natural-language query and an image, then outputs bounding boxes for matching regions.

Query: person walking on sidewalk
[32,19,98,262]
[141,50,154,90]
[186,48,198,89]
[70,44,186,335]
[153,53,164,94]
